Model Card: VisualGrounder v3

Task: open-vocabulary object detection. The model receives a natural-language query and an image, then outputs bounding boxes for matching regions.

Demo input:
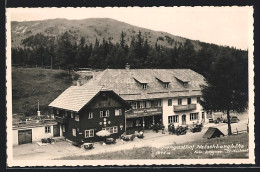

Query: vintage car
[223,116,240,123]
[190,123,202,133]
[121,134,135,141]
[105,137,116,144]
[83,143,94,150]
[208,118,214,123]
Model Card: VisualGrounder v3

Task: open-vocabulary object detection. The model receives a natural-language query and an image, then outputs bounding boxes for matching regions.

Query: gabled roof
[49,86,103,112]
[154,73,171,83]
[83,69,206,101]
[49,85,130,112]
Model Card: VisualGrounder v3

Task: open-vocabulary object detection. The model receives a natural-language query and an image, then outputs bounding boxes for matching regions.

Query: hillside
[11,18,201,50]
[12,67,78,117]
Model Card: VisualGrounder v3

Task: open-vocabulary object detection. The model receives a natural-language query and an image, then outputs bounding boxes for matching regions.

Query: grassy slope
[11,18,201,50]
[58,133,249,160]
[12,67,75,118]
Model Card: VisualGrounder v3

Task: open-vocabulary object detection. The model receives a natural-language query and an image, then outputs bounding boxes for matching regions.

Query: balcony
[173,104,196,112]
[55,116,68,123]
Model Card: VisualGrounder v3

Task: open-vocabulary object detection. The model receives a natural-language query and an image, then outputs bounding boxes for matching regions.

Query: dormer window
[183,82,188,87]
[165,83,169,88]
[143,84,147,90]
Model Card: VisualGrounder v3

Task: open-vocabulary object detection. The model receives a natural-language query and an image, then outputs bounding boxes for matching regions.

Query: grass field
[58,133,249,160]
[12,67,77,118]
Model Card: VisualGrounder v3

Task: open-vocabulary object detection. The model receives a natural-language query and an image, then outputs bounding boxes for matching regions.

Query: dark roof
[203,127,225,139]
[49,85,130,112]
[83,69,206,101]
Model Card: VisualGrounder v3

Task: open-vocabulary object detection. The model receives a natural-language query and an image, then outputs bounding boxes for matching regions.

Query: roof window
[143,84,148,90]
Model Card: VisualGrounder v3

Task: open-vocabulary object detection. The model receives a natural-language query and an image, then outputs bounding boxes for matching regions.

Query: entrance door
[53,124,60,137]
[18,129,32,145]
[182,115,186,125]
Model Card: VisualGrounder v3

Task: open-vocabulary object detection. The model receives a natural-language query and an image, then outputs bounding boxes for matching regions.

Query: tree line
[12,31,247,79]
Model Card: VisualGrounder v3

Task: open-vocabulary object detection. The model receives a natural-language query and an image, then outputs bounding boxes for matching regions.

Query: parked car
[230,116,240,123]
[136,131,144,139]
[208,118,214,123]
[223,116,240,123]
[83,143,94,150]
[105,137,116,144]
[175,126,187,136]
[121,134,135,141]
[190,123,202,133]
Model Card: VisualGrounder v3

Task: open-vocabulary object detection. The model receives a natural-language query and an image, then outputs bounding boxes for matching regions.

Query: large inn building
[49,65,209,141]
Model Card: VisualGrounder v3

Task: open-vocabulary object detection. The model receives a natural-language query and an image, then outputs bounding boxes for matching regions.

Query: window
[131,102,137,109]
[143,84,147,89]
[146,101,151,108]
[100,111,103,117]
[72,128,76,136]
[45,126,51,133]
[165,83,169,88]
[57,109,59,114]
[113,126,118,133]
[102,126,118,134]
[197,97,200,103]
[139,101,146,108]
[190,113,199,121]
[100,110,109,117]
[136,119,142,126]
[187,98,191,105]
[75,114,79,121]
[155,100,162,107]
[105,110,110,117]
[168,115,179,123]
[115,109,122,116]
[168,99,172,106]
[88,112,93,119]
[71,112,74,118]
[178,98,182,105]
[126,121,133,127]
[85,129,94,138]
[183,82,188,87]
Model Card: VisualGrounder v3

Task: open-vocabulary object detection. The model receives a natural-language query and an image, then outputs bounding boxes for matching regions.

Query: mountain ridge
[11,18,202,50]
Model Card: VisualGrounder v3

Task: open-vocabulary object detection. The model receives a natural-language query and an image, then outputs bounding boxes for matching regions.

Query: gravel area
[13,113,248,160]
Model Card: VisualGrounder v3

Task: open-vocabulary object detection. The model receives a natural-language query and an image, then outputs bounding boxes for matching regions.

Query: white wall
[32,126,54,142]
[13,125,56,146]
[162,97,208,129]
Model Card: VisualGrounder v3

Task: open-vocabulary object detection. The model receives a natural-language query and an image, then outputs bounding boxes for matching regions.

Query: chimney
[125,63,130,70]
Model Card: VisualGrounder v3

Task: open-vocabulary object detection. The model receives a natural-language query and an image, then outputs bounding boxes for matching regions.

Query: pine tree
[200,50,248,135]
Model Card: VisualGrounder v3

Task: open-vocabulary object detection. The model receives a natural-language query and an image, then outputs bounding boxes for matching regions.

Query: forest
[11,30,248,79]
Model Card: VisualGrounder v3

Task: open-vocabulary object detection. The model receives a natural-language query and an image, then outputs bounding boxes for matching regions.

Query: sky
[7,7,253,50]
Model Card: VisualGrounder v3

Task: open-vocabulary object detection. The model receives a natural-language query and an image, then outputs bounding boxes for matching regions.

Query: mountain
[11,18,202,50]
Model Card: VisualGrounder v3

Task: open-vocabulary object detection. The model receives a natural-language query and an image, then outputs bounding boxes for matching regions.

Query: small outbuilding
[203,127,224,139]
[13,119,58,145]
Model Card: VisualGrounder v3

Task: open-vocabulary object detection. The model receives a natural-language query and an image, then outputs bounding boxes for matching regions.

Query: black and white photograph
[6,7,254,166]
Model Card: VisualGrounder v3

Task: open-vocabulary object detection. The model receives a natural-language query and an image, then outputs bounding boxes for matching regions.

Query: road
[12,115,248,160]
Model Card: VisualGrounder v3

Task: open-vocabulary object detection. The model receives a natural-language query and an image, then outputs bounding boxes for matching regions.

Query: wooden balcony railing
[173,104,196,112]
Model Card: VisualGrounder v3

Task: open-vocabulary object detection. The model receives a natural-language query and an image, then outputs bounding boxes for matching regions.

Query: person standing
[162,124,165,134]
